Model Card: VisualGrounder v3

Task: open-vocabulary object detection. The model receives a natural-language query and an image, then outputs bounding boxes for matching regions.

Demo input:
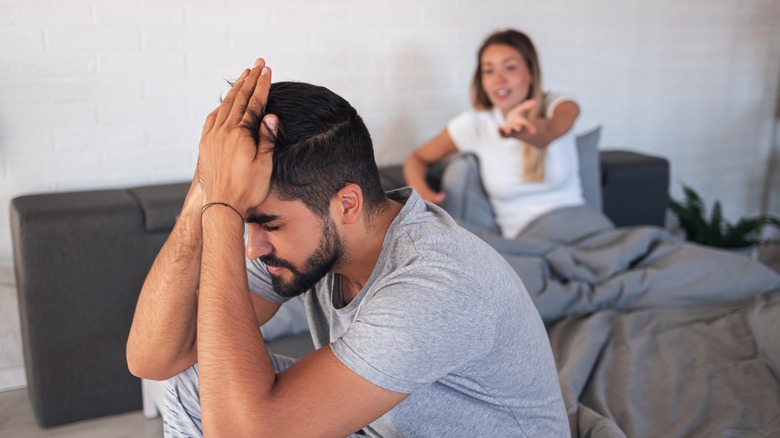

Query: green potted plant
[669,184,780,254]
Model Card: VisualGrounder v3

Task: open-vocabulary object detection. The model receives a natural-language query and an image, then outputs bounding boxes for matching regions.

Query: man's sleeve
[330,268,497,394]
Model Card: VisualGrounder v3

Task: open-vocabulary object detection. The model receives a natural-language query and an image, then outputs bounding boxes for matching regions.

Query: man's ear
[334,183,363,225]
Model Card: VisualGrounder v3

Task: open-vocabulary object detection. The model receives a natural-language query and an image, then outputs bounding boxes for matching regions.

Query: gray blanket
[469,206,780,437]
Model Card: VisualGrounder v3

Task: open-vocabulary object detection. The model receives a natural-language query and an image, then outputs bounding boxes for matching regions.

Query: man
[127,58,568,437]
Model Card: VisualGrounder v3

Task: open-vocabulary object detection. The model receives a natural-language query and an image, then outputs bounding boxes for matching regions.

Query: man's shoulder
[375,190,519,294]
[385,195,472,256]
[385,211,513,284]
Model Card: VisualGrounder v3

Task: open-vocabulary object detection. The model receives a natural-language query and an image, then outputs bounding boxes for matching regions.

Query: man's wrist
[201,202,245,223]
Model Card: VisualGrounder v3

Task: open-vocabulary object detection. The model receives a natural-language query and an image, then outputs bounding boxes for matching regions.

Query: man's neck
[337,199,404,304]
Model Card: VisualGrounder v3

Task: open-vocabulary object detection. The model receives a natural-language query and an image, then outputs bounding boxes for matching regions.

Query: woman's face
[479,44,533,115]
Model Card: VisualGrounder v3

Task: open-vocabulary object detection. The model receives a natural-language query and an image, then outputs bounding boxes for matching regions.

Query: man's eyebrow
[246,214,281,224]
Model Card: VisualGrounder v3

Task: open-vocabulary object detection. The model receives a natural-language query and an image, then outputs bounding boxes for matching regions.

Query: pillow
[439,153,502,235]
[576,126,602,212]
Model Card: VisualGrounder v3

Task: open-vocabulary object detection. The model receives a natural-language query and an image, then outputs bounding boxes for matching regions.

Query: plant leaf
[708,201,725,246]
[669,183,780,248]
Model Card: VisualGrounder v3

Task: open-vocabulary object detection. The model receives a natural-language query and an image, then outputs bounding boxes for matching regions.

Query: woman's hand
[500,100,581,150]
[499,99,549,149]
[196,58,279,217]
[499,99,538,138]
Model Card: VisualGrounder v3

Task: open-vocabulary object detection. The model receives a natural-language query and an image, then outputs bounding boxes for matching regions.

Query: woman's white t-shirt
[446,93,584,239]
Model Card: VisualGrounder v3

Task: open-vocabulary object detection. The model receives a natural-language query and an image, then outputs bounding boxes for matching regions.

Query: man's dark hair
[259,81,387,218]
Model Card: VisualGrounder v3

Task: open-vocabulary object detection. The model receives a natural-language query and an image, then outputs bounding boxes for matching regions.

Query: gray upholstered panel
[11,190,165,427]
[128,182,190,232]
[600,150,670,228]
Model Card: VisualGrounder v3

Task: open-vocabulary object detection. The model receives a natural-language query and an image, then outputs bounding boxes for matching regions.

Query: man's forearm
[126,191,202,380]
[198,206,277,436]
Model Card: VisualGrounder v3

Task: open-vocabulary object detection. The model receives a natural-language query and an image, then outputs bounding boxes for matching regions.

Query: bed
[479,206,780,437]
[423,134,780,436]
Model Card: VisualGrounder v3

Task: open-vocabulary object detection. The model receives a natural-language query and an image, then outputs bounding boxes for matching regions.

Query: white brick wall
[0,266,24,392]
[0,0,779,270]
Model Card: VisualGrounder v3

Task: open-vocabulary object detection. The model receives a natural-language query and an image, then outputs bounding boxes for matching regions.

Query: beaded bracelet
[201,202,244,221]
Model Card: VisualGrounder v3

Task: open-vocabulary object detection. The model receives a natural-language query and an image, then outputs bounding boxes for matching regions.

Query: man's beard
[259,218,343,298]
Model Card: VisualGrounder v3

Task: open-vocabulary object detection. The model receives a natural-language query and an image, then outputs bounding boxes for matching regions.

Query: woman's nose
[245,224,273,259]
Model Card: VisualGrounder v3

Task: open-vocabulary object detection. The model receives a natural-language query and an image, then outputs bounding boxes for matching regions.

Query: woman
[404,29,584,239]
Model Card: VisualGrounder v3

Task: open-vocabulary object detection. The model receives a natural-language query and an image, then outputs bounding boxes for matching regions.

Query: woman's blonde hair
[470,29,547,182]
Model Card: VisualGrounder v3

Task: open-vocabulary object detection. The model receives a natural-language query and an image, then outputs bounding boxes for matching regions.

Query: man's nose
[245,224,273,259]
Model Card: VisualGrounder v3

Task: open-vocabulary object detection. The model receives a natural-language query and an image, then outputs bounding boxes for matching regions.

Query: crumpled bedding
[469,206,780,437]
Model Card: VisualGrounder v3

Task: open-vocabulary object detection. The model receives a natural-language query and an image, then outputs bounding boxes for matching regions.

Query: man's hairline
[249,186,388,228]
[246,189,332,225]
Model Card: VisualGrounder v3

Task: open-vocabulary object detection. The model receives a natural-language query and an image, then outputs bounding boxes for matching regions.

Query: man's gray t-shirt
[247,188,568,437]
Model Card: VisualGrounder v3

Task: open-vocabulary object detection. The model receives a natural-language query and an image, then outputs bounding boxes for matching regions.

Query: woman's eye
[506,65,517,71]
[483,69,494,75]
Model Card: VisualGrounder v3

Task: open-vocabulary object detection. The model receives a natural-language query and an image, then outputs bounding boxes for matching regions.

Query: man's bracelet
[201,202,244,222]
